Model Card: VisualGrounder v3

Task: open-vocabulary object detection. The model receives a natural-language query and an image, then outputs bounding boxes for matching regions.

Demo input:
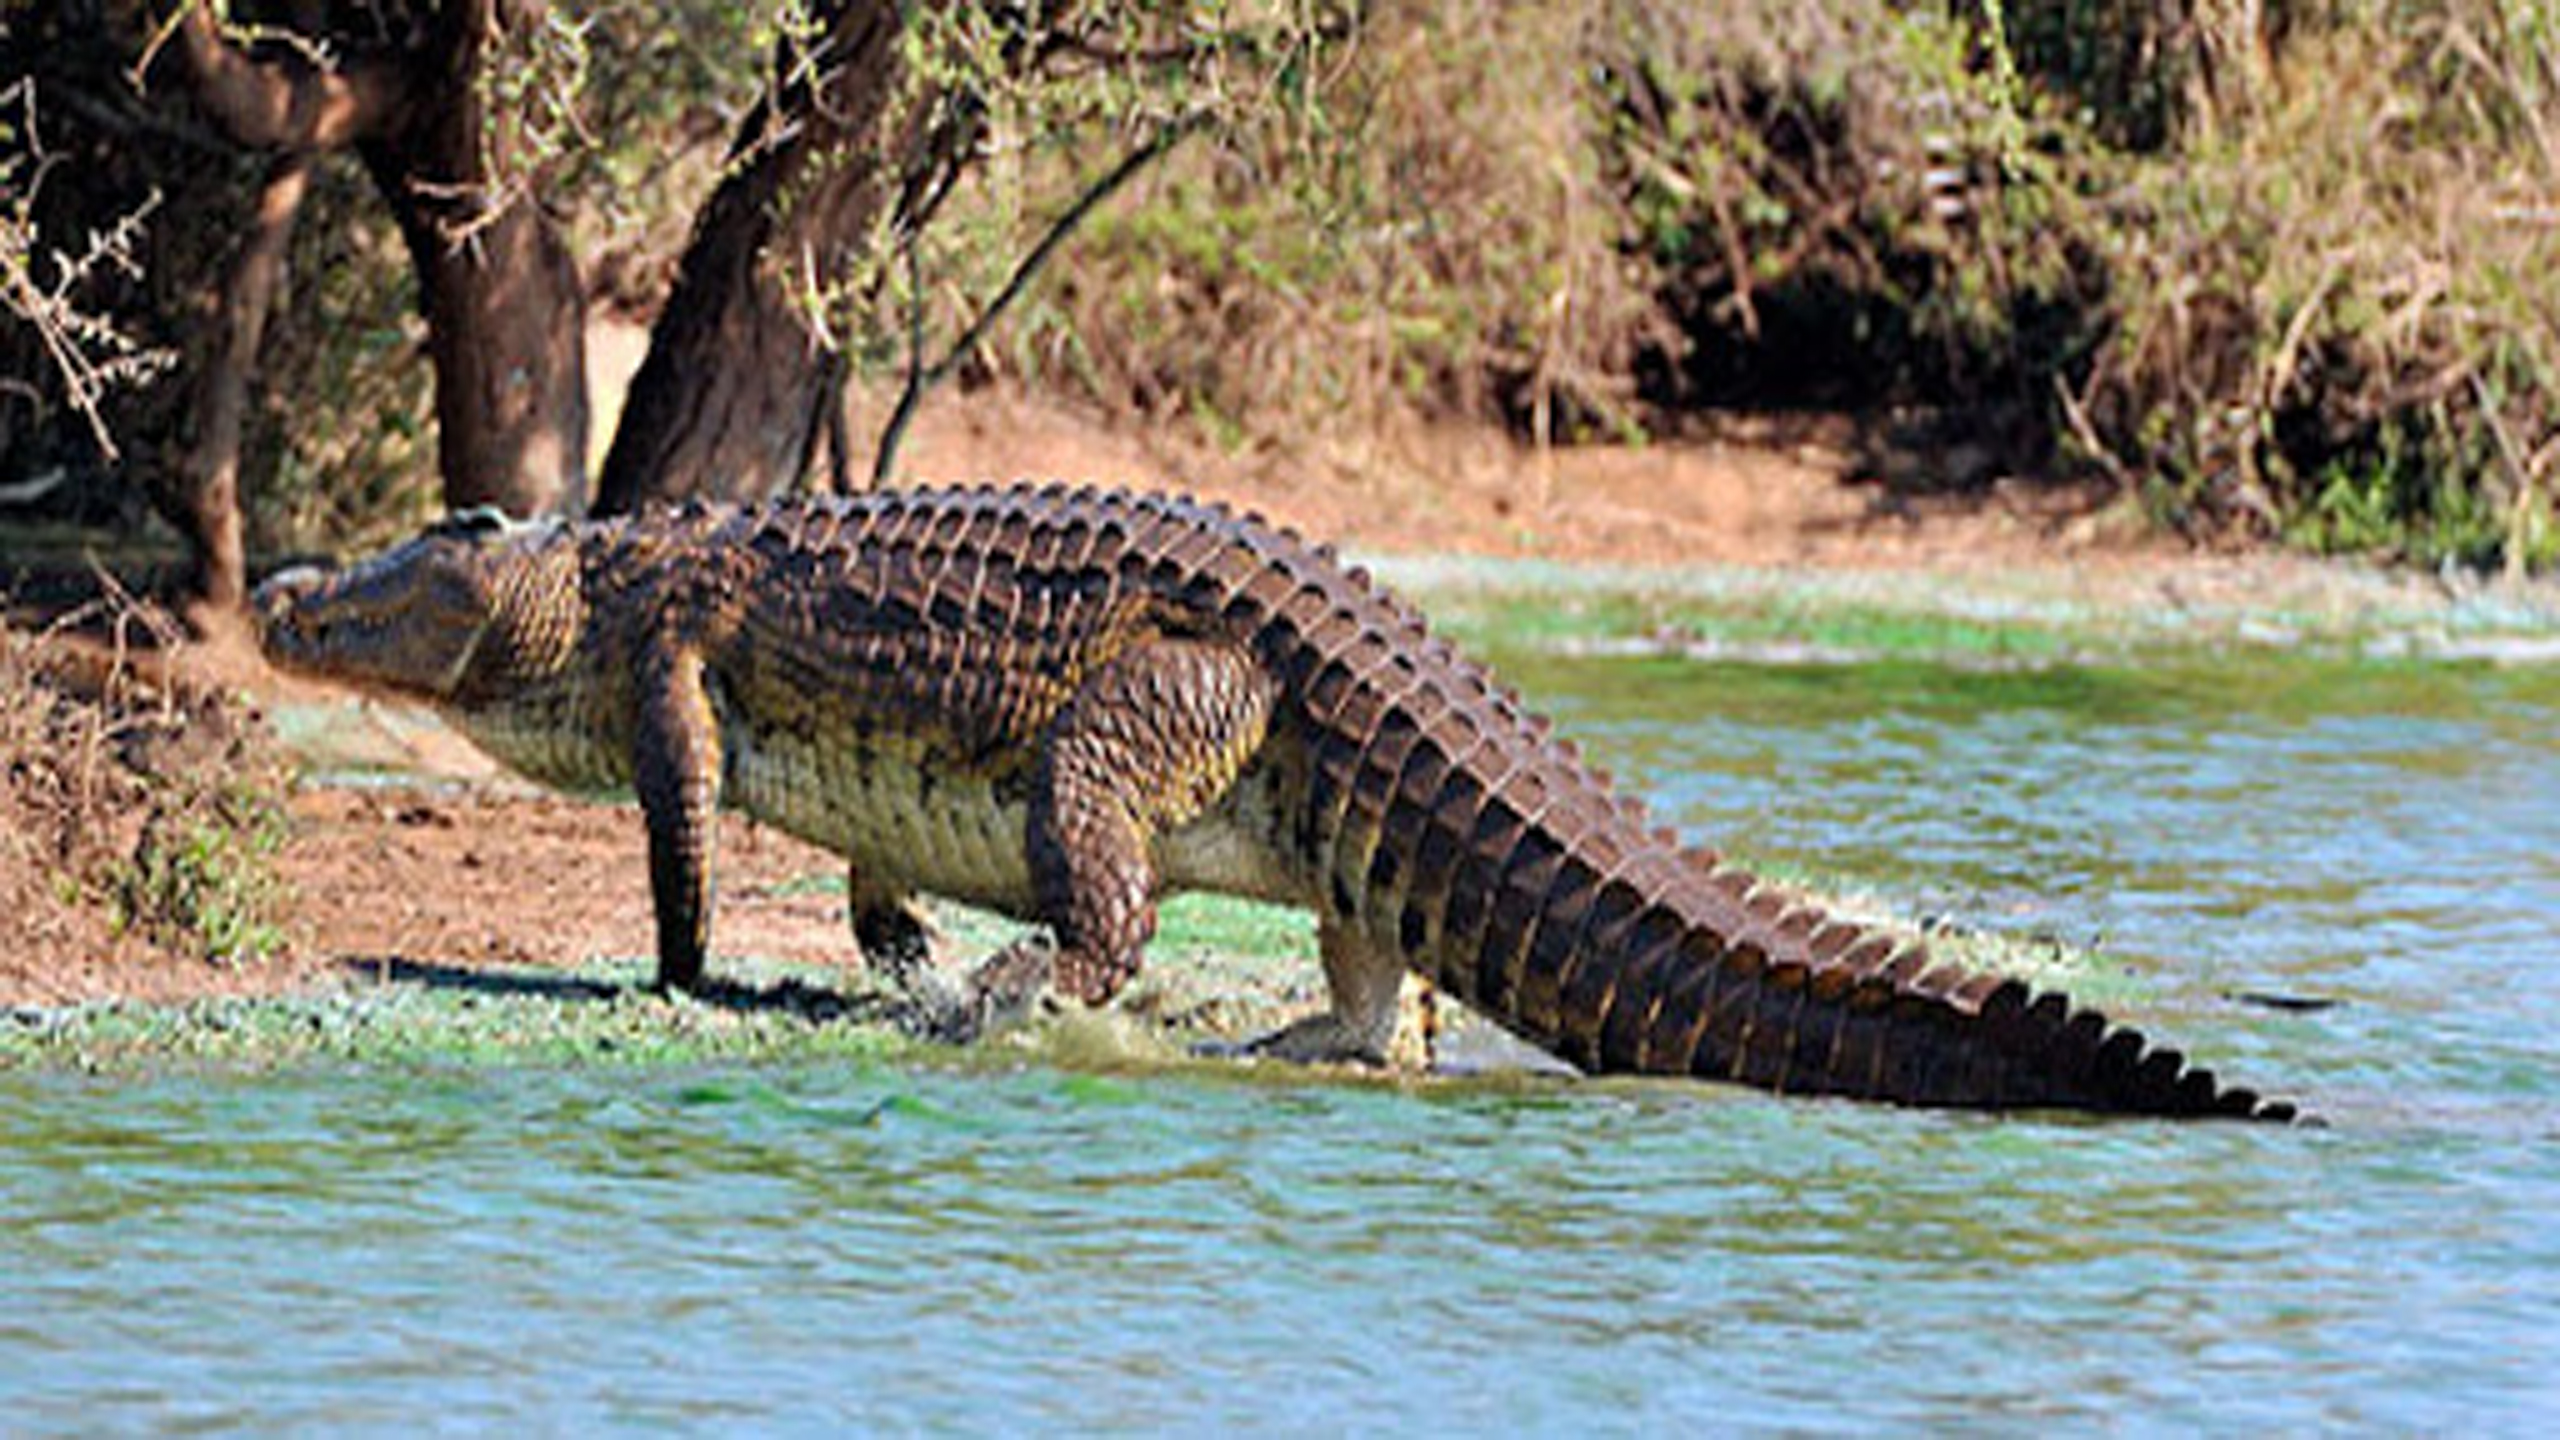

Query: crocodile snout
[250,565,331,659]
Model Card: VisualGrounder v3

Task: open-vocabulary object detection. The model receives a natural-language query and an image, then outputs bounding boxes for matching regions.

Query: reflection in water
[5,651,2557,1428]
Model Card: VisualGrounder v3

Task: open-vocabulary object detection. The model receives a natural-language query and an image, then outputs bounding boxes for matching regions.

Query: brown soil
[588,319,2157,573]
[0,350,2212,1011]
[276,787,860,991]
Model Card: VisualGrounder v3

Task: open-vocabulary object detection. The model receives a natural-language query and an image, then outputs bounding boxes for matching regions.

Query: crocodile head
[255,508,583,703]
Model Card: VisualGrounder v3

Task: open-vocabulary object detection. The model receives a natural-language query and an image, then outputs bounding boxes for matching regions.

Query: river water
[6,645,2557,1431]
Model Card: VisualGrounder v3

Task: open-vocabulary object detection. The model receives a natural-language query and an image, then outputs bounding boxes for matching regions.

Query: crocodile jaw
[254,537,506,703]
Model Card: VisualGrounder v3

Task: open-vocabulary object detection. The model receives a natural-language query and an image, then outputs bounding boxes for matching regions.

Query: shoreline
[7,415,2555,1051]
[6,538,2443,1061]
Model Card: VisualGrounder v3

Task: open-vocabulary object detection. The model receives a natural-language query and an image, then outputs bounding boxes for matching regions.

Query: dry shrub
[14,0,2545,571]
[1599,0,2099,420]
[1581,0,2558,567]
[0,605,290,998]
[2085,8,2560,568]
[986,0,2558,569]
[995,0,2105,473]
[993,0,1660,449]
[2002,0,2274,151]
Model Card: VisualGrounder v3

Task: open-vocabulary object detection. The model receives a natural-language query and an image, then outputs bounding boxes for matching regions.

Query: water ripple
[5,651,2558,1429]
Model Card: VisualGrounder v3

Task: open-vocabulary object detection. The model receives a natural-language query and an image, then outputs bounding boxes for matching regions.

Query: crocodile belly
[1155,764,1305,905]
[719,718,1037,915]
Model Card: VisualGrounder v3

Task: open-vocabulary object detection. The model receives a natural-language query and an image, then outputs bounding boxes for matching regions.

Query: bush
[985,0,2560,570]
[15,0,2550,571]
[992,0,1658,447]
[2086,10,2560,569]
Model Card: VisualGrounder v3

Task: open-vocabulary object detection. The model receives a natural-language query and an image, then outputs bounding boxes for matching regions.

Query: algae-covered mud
[5,561,2558,1426]
[0,898,1350,1076]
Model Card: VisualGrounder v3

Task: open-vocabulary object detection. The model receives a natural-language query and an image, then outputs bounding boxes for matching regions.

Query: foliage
[957,0,2560,570]
[815,1,1366,472]
[2080,7,2560,570]
[1594,0,2560,569]
[1595,1,2104,417]
[113,772,290,965]
[238,165,438,558]
[2,8,278,532]
[545,3,770,315]
[11,0,2554,572]
[991,1,1659,446]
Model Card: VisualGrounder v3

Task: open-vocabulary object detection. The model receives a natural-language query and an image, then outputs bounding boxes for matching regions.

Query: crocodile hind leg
[848,864,981,1036]
[1240,918,1408,1065]
[848,866,938,984]
[976,636,1277,1013]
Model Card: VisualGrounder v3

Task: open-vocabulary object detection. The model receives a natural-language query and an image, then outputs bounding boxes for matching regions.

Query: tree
[3,0,1348,604]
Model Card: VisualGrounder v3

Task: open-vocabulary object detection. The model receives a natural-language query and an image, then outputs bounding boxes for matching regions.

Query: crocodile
[254,482,2297,1119]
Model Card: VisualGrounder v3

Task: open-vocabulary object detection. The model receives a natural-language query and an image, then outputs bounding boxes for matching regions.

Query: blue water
[7,648,2559,1431]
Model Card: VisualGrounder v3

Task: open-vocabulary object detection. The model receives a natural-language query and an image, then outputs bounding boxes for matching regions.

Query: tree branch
[872,111,1203,484]
[163,0,413,151]
[171,152,308,605]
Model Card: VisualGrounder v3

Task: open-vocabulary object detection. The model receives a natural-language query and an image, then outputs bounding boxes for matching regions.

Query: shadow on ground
[341,956,908,1025]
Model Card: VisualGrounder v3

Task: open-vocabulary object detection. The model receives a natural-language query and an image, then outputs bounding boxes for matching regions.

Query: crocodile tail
[1422,798,2298,1119]
[1232,515,2293,1120]
[1582,860,2296,1118]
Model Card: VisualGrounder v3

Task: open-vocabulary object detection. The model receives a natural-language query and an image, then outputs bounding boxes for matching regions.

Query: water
[7,647,2559,1431]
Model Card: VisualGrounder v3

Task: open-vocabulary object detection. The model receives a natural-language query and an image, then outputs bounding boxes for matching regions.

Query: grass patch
[0,846,2186,1082]
[0,958,909,1074]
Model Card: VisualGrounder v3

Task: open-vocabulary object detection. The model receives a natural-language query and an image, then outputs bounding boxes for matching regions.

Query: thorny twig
[2,82,177,462]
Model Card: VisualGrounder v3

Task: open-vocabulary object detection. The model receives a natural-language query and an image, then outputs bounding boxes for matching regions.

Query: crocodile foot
[963,935,1058,1036]
[892,935,1058,1046]
[854,897,939,985]
[1197,1013,1391,1068]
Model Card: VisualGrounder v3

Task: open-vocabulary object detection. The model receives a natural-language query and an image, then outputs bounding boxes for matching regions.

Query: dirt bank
[586,315,2157,574]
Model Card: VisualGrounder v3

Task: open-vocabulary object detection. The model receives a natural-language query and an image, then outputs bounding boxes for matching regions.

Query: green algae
[0,881,2137,1079]
[1375,553,2560,665]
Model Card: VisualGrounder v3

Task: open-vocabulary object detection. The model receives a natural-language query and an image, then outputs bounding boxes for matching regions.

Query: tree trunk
[170,154,307,609]
[591,0,915,516]
[361,183,586,511]
[383,184,588,519]
[172,0,587,526]
[357,1,588,518]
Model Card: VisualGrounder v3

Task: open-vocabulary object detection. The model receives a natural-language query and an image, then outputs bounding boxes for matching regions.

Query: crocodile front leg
[1000,636,1277,1007]
[634,643,722,992]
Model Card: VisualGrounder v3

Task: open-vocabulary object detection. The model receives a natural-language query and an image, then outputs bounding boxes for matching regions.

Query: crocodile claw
[961,935,1059,1037]
[887,935,1058,1046]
